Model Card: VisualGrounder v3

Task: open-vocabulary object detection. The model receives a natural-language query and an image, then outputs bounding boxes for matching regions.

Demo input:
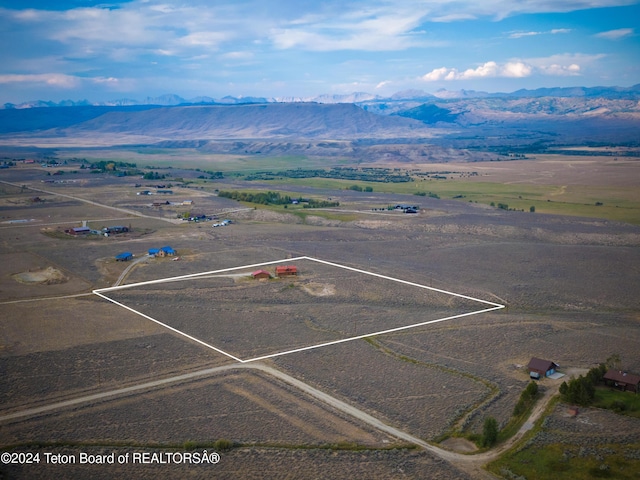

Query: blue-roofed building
[115,252,133,261]
[148,248,160,256]
[160,246,176,256]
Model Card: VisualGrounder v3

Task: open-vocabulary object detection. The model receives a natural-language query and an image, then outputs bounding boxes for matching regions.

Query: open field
[1,369,398,448]
[1,153,639,479]
[103,257,498,361]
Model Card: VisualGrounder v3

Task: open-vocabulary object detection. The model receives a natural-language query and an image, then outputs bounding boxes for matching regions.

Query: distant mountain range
[3,84,639,110]
[1,84,639,149]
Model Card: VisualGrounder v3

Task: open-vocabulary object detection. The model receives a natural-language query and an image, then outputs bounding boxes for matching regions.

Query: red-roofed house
[275,265,297,277]
[251,270,271,280]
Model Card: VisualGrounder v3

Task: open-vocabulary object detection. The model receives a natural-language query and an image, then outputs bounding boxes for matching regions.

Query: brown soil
[441,437,479,453]
[12,266,68,285]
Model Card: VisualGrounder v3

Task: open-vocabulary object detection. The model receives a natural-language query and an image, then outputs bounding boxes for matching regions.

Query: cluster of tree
[559,363,608,406]
[513,381,539,416]
[195,168,224,179]
[303,199,339,208]
[143,171,166,180]
[347,185,373,192]
[413,170,475,177]
[414,191,440,198]
[218,190,293,205]
[86,160,138,173]
[245,167,413,183]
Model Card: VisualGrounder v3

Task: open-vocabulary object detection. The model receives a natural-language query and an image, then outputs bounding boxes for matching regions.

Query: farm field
[1,154,639,479]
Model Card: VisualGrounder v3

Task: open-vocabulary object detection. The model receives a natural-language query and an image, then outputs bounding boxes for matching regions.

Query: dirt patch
[301,281,336,297]
[12,266,68,285]
[440,437,479,453]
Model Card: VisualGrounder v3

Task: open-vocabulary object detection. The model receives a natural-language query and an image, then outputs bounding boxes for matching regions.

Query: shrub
[214,439,234,451]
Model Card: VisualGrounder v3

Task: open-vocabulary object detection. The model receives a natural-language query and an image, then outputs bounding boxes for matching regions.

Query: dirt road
[0,361,565,479]
[0,180,182,224]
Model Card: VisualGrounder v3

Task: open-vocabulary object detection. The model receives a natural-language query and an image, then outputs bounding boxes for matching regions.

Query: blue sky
[1,0,639,103]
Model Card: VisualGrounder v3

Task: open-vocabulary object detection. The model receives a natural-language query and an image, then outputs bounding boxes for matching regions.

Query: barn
[528,357,559,379]
[603,370,640,393]
[115,252,133,262]
[251,270,271,279]
[275,265,298,277]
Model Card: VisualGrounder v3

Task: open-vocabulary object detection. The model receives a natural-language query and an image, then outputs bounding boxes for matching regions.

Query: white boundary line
[93,256,505,363]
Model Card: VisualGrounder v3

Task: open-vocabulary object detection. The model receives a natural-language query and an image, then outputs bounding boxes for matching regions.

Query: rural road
[114,254,151,286]
[0,180,182,224]
[0,359,564,479]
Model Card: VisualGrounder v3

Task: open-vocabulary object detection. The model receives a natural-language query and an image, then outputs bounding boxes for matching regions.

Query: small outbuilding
[603,369,640,393]
[528,357,559,379]
[69,226,91,235]
[148,248,160,256]
[115,252,133,262]
[251,270,272,280]
[275,265,298,277]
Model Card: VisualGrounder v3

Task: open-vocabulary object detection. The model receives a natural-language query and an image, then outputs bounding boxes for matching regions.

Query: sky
[0,0,639,103]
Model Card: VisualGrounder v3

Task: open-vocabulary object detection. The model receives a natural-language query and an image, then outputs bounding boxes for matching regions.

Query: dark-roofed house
[69,226,91,235]
[275,265,297,277]
[115,252,133,262]
[528,357,559,379]
[251,270,271,280]
[603,370,640,393]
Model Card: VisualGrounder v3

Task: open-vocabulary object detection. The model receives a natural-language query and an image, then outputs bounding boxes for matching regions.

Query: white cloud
[508,28,572,39]
[430,13,477,22]
[422,67,450,81]
[425,0,638,22]
[0,73,80,88]
[423,61,533,81]
[269,7,429,51]
[538,63,581,76]
[460,61,500,78]
[421,55,595,81]
[0,73,131,90]
[526,52,605,75]
[501,61,533,78]
[219,51,254,60]
[509,31,542,39]
[178,32,228,48]
[595,28,634,40]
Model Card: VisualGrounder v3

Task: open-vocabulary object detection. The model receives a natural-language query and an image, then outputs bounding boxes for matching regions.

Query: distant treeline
[219,190,291,205]
[218,190,338,208]
[83,160,142,176]
[245,167,414,183]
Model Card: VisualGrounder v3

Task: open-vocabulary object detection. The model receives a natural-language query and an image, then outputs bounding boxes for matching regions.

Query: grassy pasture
[490,442,640,480]
[239,177,640,224]
[44,148,640,223]
[594,388,640,419]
